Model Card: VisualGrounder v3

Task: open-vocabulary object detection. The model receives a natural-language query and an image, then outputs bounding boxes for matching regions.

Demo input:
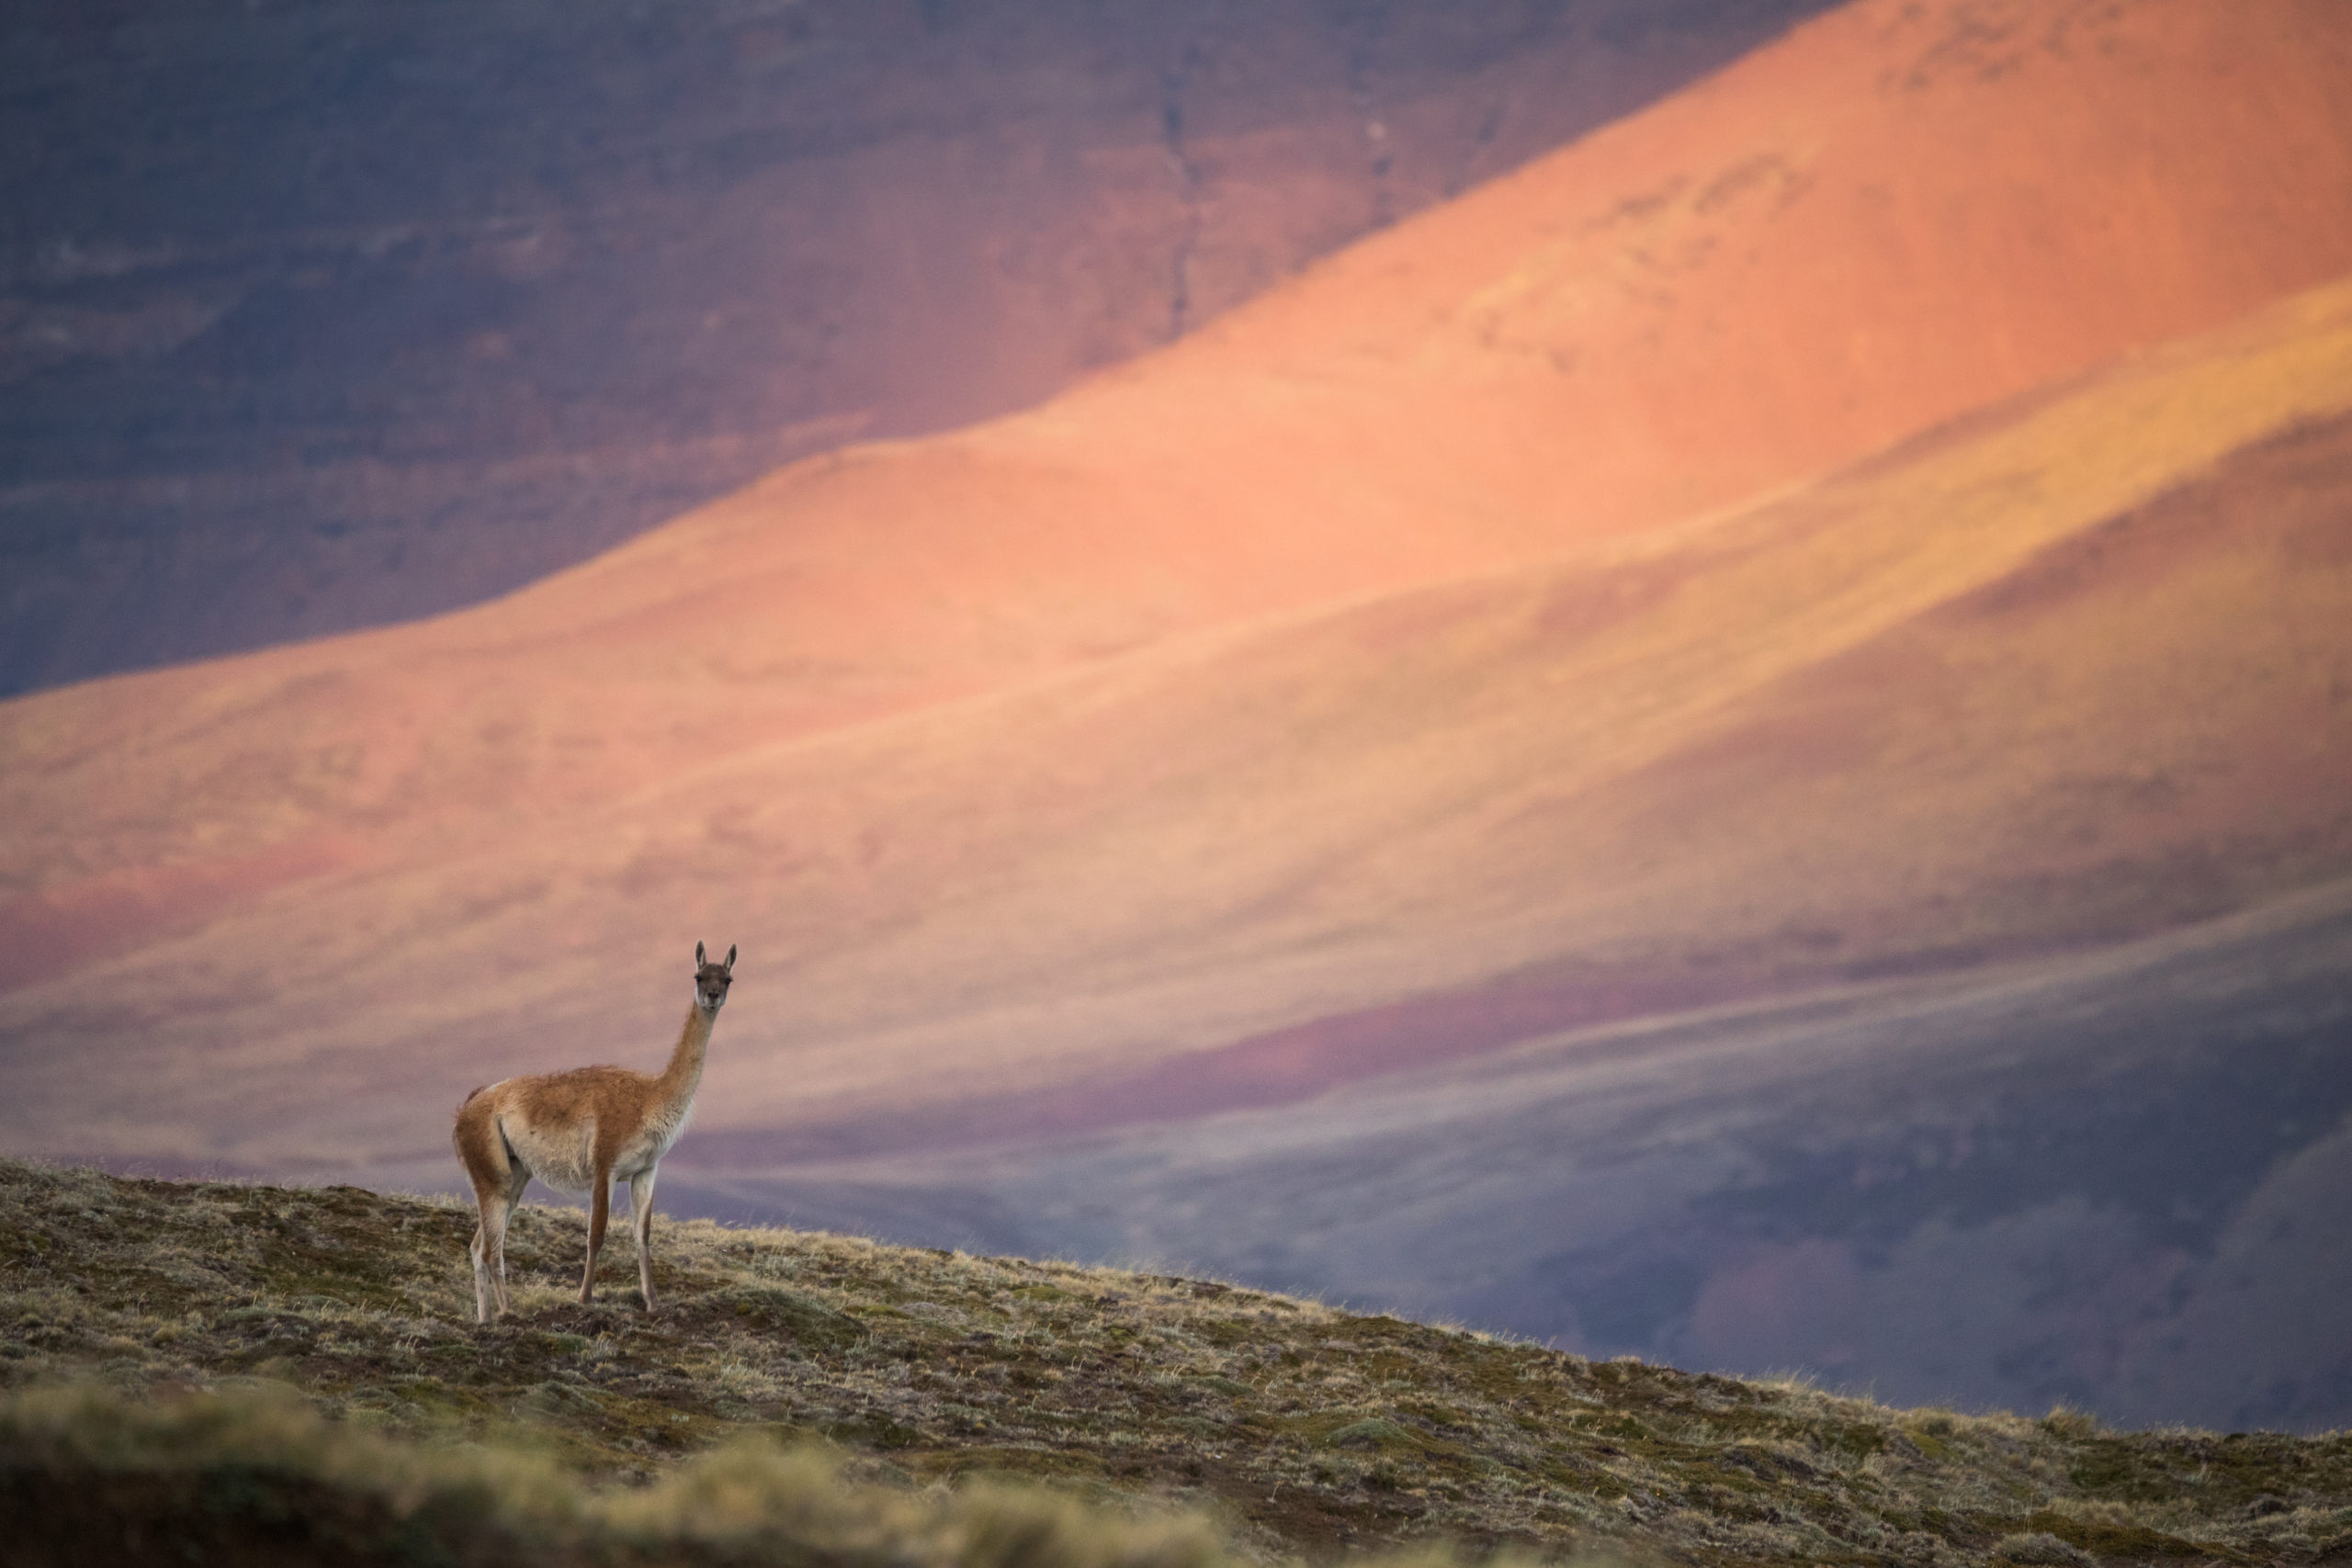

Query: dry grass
[2,1156,2347,1566]
[0,1380,1260,1568]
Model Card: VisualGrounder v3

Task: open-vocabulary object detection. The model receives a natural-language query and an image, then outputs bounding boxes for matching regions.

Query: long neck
[658,1002,716,1105]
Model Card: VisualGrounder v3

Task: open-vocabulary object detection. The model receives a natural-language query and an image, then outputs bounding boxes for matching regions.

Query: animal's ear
[695,941,707,968]
[724,944,737,973]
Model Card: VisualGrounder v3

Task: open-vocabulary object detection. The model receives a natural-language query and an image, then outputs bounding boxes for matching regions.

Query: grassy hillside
[3,1159,2347,1566]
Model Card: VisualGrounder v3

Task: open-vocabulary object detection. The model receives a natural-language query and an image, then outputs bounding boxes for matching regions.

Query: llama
[452,942,734,1323]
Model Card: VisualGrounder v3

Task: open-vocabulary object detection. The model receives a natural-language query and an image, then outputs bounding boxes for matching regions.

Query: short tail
[453,1088,500,1173]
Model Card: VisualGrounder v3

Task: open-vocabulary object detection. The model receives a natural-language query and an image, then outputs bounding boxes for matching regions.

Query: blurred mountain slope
[6,0,2348,1009]
[0,0,1833,694]
[6,267,2348,1178]
[704,874,2352,1432]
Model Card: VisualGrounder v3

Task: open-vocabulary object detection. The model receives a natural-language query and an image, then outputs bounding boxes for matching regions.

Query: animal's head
[694,942,738,1012]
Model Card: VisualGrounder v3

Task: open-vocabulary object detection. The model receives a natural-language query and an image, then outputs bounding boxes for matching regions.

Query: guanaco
[453,942,734,1323]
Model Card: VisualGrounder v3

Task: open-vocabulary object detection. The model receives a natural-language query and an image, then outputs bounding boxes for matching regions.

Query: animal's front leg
[629,1167,660,1311]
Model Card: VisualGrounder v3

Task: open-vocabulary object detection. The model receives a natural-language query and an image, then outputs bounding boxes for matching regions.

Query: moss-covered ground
[2,1157,2346,1566]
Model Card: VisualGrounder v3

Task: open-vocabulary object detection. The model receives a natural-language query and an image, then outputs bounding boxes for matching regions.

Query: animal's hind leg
[581,1169,611,1304]
[492,1163,528,1317]
[456,1099,521,1324]
[629,1167,660,1311]
[471,1188,515,1323]
[468,1216,495,1324]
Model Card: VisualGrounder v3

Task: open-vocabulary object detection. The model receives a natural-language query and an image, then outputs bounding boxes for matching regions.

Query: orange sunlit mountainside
[10,266,2349,1164]
[3,0,2351,1427]
[6,0,1840,699]
[7,0,2349,993]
